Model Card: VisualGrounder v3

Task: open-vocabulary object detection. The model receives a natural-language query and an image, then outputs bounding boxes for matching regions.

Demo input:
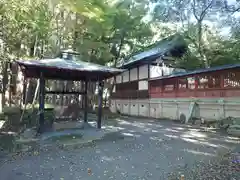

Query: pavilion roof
[16,54,124,81]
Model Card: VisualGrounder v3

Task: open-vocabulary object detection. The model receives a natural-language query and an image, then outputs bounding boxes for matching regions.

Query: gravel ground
[0,117,239,180]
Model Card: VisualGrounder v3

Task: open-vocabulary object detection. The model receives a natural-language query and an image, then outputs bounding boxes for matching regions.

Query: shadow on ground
[0,117,239,180]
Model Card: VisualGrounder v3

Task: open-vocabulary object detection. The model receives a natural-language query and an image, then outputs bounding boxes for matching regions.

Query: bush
[3,106,21,115]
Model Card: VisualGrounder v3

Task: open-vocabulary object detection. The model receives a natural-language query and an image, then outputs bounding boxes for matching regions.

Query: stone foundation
[110,98,240,122]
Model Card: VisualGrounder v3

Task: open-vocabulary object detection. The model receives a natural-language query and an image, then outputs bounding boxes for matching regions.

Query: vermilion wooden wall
[149,68,240,98]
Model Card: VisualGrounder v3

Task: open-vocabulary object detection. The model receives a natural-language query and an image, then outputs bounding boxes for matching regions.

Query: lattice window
[150,80,162,93]
[187,77,195,89]
[178,78,187,89]
[116,81,138,91]
[163,79,176,91]
[223,71,240,88]
[206,73,221,89]
[198,75,208,89]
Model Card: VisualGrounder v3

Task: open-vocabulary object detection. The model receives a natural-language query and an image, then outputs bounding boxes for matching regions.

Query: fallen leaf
[87,168,92,175]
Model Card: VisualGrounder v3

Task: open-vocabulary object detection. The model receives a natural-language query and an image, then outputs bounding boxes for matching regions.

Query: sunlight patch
[165,128,179,133]
[117,119,131,125]
[181,137,198,143]
[0,120,6,129]
[164,134,179,139]
[224,139,240,144]
[122,132,140,138]
[189,131,207,138]
[101,156,115,162]
[150,136,164,142]
[181,131,207,138]
[102,125,125,131]
[174,127,185,130]
[184,149,216,157]
[132,122,146,128]
[200,141,220,148]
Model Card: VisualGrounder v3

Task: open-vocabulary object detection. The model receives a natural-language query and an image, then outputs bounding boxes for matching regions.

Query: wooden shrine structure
[16,50,123,133]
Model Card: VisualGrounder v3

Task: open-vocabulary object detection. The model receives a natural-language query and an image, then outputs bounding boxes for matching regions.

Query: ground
[0,117,239,180]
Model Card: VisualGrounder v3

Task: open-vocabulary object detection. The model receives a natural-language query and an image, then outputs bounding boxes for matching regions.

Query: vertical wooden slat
[38,72,45,133]
[84,80,88,123]
[97,81,104,129]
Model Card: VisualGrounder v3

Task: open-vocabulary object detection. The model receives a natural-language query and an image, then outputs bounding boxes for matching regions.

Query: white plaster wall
[198,103,221,119]
[116,75,122,84]
[178,103,190,120]
[162,66,174,76]
[115,100,123,113]
[138,80,148,90]
[110,100,116,113]
[139,103,149,117]
[156,104,163,119]
[149,103,158,118]
[138,65,148,79]
[162,102,178,119]
[113,85,116,93]
[130,103,139,116]
[122,70,129,82]
[150,65,186,78]
[224,104,240,118]
[122,100,130,114]
[110,98,240,124]
[130,68,138,81]
[150,65,162,78]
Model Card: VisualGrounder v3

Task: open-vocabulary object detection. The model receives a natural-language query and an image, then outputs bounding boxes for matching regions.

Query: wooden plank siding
[112,79,149,99]
[149,69,240,98]
[112,64,150,99]
[111,90,149,99]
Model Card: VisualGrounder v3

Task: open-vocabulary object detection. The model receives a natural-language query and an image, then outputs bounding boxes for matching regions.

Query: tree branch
[224,1,240,14]
[192,0,214,21]
[192,0,199,21]
[200,0,214,20]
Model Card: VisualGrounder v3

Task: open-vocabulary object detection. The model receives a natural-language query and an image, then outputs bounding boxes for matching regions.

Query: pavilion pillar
[97,81,104,129]
[38,72,45,133]
[84,80,88,123]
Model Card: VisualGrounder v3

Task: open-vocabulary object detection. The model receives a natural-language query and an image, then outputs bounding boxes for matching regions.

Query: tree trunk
[2,61,9,107]
[26,79,37,104]
[197,20,208,68]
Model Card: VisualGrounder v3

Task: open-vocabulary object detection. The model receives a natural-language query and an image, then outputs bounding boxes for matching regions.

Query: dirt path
[0,118,239,180]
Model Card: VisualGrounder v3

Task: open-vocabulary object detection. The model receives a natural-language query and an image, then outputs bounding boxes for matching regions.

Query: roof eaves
[120,34,187,69]
[149,63,240,81]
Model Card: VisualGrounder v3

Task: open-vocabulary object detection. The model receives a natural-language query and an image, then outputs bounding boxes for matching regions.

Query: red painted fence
[149,69,240,98]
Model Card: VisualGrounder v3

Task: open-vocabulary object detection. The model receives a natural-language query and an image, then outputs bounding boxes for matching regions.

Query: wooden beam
[38,72,45,133]
[45,90,86,95]
[148,63,150,79]
[129,69,130,82]
[84,81,88,123]
[97,81,104,129]
[137,66,139,80]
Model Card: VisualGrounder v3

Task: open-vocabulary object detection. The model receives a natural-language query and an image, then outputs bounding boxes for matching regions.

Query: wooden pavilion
[16,50,123,133]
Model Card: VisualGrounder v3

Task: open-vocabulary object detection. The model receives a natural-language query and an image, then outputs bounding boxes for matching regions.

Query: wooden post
[195,76,199,89]
[38,72,45,133]
[84,80,88,123]
[97,81,104,129]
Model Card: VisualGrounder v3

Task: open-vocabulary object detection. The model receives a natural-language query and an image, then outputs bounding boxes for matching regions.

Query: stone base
[227,125,240,137]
